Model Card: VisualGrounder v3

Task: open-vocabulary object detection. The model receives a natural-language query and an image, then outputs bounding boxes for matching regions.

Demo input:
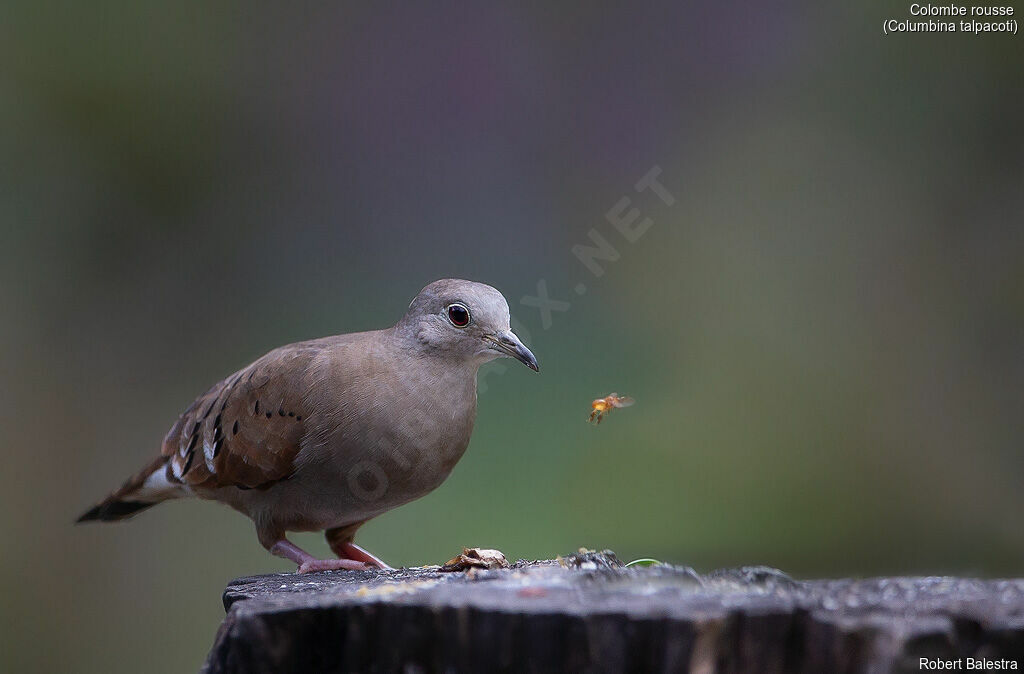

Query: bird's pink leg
[269,539,371,573]
[325,523,393,570]
[337,541,393,570]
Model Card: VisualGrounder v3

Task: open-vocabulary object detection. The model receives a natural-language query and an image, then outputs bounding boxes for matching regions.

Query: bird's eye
[447,303,471,327]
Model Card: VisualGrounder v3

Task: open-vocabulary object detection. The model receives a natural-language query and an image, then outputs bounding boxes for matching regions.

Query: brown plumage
[78,279,539,572]
[164,344,314,492]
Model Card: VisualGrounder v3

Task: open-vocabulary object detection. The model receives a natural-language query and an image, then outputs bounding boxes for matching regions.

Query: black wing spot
[181,449,195,475]
[279,409,285,417]
[266,412,272,418]
[200,396,218,420]
[232,420,239,435]
[254,400,260,415]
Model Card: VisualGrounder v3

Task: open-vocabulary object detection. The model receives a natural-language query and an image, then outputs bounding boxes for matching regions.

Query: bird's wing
[162,342,323,490]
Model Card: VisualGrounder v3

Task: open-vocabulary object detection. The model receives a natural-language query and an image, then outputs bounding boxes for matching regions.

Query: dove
[77,279,538,573]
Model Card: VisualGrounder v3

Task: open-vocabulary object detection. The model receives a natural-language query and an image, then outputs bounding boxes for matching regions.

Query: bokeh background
[3,2,1023,672]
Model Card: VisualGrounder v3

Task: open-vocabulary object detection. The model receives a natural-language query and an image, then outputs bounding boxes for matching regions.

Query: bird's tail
[76,455,179,523]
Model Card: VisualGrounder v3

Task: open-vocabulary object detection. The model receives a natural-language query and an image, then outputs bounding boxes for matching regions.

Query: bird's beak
[484,330,539,371]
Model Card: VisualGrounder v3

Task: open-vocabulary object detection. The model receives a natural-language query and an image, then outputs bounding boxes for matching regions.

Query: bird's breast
[291,356,479,525]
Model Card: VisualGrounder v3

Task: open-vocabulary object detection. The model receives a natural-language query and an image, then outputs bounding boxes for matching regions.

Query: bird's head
[397,279,539,372]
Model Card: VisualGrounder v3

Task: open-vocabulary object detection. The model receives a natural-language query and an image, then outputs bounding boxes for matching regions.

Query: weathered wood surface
[202,550,1024,673]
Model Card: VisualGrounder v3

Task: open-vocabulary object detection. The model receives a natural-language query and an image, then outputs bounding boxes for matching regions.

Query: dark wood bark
[202,550,1024,673]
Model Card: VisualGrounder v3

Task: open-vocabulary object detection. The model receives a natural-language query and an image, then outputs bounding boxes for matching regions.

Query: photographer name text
[920,657,1018,670]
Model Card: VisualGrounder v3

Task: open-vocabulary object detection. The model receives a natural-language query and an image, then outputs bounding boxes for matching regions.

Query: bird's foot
[297,558,371,573]
[269,538,373,574]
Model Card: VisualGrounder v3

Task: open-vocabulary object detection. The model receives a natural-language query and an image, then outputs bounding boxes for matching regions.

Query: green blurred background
[2,2,1023,672]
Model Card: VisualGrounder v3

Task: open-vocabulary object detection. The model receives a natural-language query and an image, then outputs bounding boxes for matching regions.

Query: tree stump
[202,550,1024,673]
